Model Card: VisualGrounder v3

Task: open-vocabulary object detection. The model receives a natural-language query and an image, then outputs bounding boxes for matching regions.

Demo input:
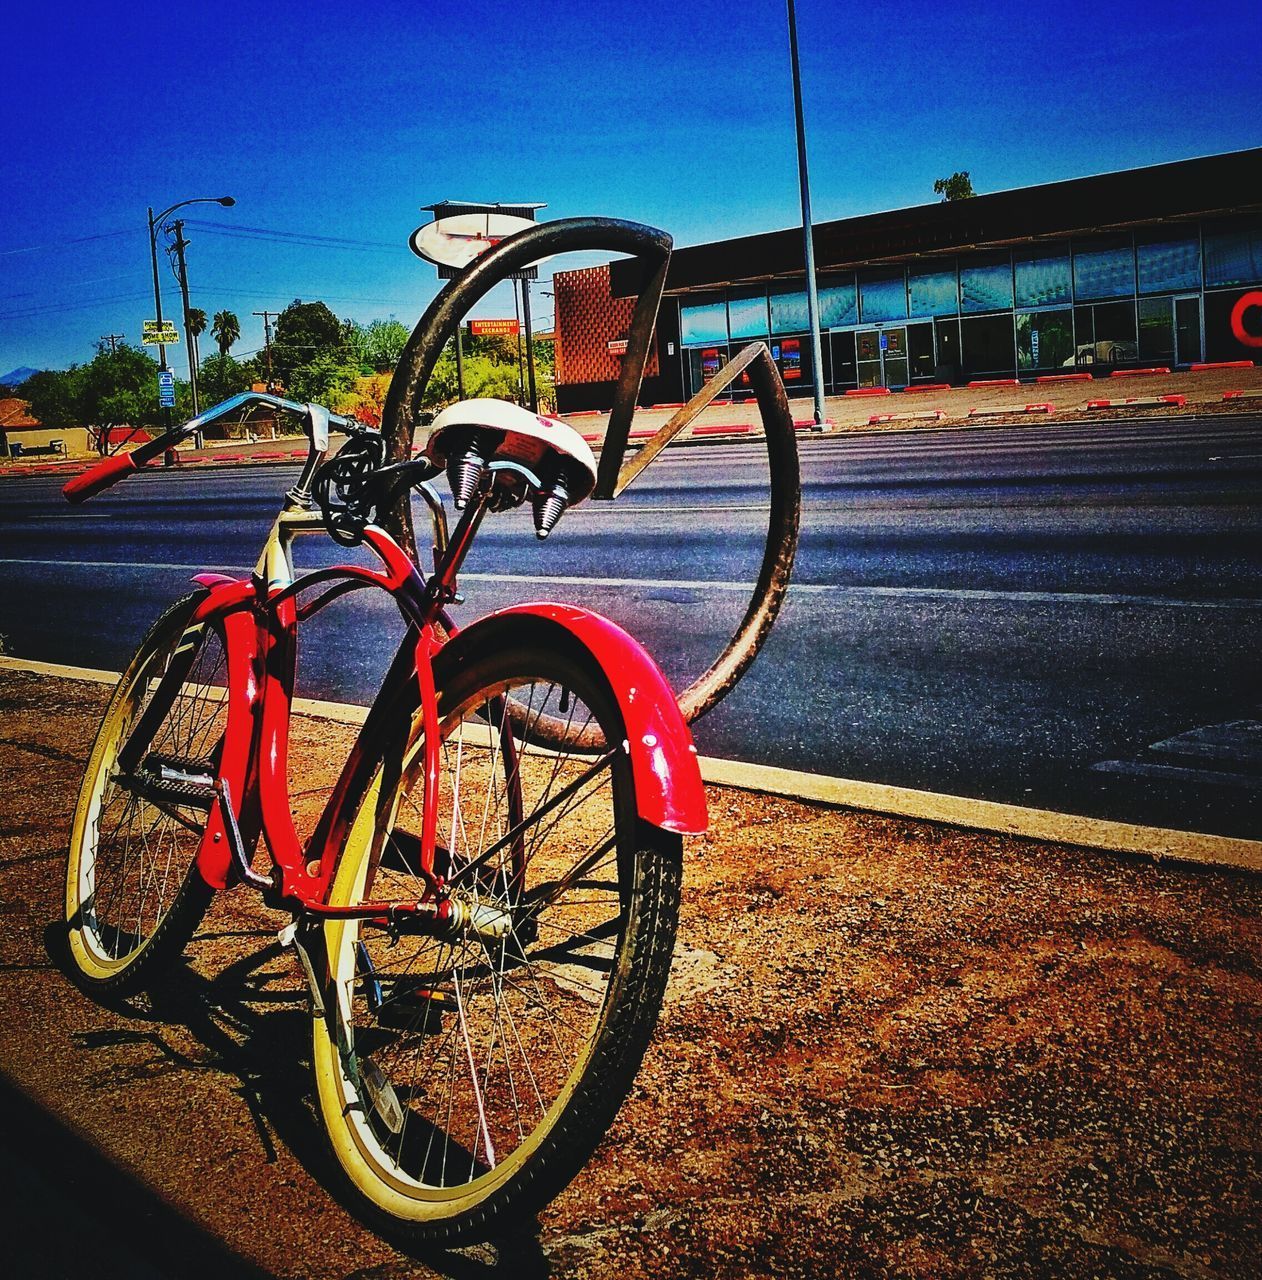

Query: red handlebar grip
[62,451,139,504]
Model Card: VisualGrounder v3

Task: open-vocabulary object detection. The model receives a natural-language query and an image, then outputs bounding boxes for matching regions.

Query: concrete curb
[3,654,1258,874]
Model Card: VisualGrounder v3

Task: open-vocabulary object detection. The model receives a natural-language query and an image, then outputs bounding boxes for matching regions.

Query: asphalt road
[2,413,1260,836]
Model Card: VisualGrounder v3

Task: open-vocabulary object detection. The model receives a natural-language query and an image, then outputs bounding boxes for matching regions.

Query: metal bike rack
[381,217,801,727]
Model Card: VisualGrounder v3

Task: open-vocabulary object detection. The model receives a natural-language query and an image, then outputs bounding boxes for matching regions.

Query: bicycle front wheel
[64,593,220,994]
[313,639,682,1244]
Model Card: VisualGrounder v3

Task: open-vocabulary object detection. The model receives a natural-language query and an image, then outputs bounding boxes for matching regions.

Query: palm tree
[212,310,241,356]
[187,307,208,342]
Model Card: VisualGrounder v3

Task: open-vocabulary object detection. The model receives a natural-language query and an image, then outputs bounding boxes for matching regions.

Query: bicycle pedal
[376,983,455,1033]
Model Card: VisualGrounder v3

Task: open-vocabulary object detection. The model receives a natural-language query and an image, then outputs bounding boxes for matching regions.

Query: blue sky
[3,0,1260,375]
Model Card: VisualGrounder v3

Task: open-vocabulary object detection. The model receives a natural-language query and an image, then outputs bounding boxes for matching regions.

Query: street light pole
[786,0,828,431]
[147,195,234,444]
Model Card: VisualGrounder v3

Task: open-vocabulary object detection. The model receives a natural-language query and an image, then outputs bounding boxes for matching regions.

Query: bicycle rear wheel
[313,638,682,1244]
[64,593,220,994]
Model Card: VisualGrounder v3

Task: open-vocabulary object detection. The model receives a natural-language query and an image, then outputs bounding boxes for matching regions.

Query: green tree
[186,307,208,341]
[346,318,410,373]
[287,351,359,405]
[212,309,241,356]
[200,353,251,406]
[933,171,975,201]
[22,368,84,430]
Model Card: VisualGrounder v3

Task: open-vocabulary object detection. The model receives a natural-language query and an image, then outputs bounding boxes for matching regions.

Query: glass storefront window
[680,296,727,345]
[1086,301,1138,364]
[960,313,1015,377]
[770,288,810,335]
[1014,250,1071,308]
[1136,235,1200,293]
[1073,236,1136,300]
[1203,218,1262,287]
[908,265,958,317]
[686,344,731,398]
[959,252,1013,313]
[727,288,769,339]
[1015,310,1074,370]
[1137,297,1175,363]
[858,273,907,322]
[818,276,858,327]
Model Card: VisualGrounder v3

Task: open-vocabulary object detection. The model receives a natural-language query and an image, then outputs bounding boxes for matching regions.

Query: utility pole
[170,219,200,416]
[99,333,124,355]
[253,311,278,391]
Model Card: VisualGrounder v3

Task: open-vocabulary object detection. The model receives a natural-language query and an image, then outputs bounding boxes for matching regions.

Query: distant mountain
[0,366,41,388]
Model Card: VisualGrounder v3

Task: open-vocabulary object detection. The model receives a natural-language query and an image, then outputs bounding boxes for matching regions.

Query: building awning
[610,148,1262,297]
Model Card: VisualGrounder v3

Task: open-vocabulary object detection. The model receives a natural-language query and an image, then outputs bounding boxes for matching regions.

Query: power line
[0,228,134,258]
[183,219,399,252]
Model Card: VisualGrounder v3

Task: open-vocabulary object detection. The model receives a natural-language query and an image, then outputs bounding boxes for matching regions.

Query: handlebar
[62,393,361,505]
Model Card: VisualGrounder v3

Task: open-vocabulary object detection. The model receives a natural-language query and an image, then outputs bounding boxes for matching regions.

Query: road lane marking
[3,557,1257,610]
[2,654,1257,873]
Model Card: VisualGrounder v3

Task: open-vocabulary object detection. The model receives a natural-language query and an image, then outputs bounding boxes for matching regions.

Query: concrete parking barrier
[1085,394,1187,409]
[1036,373,1093,383]
[968,378,1020,388]
[845,387,892,397]
[1110,367,1171,377]
[1223,389,1262,401]
[900,382,951,393]
[870,409,945,425]
[968,402,1055,417]
[1192,361,1254,371]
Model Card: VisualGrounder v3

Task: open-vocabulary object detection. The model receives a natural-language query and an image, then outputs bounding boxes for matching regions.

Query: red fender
[446,603,707,836]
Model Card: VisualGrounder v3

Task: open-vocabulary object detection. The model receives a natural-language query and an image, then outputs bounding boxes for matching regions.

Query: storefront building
[553,148,1262,412]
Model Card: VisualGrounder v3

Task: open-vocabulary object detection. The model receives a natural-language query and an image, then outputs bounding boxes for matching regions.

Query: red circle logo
[1230,290,1262,348]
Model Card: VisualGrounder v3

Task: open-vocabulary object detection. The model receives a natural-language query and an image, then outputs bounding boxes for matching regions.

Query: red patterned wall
[554,264,659,387]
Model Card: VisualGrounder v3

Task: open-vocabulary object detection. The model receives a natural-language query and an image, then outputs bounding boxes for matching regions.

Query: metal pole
[522,277,538,412]
[455,326,465,398]
[171,219,200,418]
[513,281,526,404]
[147,206,173,446]
[786,0,828,431]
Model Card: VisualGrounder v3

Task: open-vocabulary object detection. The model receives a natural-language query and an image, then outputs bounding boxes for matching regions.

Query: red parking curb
[845,387,891,397]
[900,383,951,393]
[692,423,748,436]
[1192,361,1254,371]
[968,378,1019,388]
[1036,373,1093,383]
[1110,367,1171,377]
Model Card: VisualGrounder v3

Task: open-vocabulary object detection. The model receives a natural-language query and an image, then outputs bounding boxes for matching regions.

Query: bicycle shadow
[43,919,554,1280]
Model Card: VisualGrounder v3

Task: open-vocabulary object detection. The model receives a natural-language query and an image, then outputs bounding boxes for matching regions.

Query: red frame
[137,521,706,920]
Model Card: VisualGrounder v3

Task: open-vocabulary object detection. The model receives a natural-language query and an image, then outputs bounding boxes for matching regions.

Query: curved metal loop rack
[381,216,802,729]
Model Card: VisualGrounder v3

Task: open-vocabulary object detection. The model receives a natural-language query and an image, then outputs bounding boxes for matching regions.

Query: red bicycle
[59,218,801,1244]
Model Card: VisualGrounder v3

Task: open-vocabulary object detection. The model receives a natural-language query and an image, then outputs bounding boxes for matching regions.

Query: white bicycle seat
[425,399,598,503]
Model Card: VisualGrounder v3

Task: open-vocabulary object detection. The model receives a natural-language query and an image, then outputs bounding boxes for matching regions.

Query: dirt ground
[0,667,1259,1279]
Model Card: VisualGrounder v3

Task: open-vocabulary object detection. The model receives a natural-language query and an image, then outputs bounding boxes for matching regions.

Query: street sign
[143,320,179,345]
[1031,329,1041,363]
[469,318,519,337]
[157,369,176,408]
[879,332,888,351]
[607,339,628,356]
